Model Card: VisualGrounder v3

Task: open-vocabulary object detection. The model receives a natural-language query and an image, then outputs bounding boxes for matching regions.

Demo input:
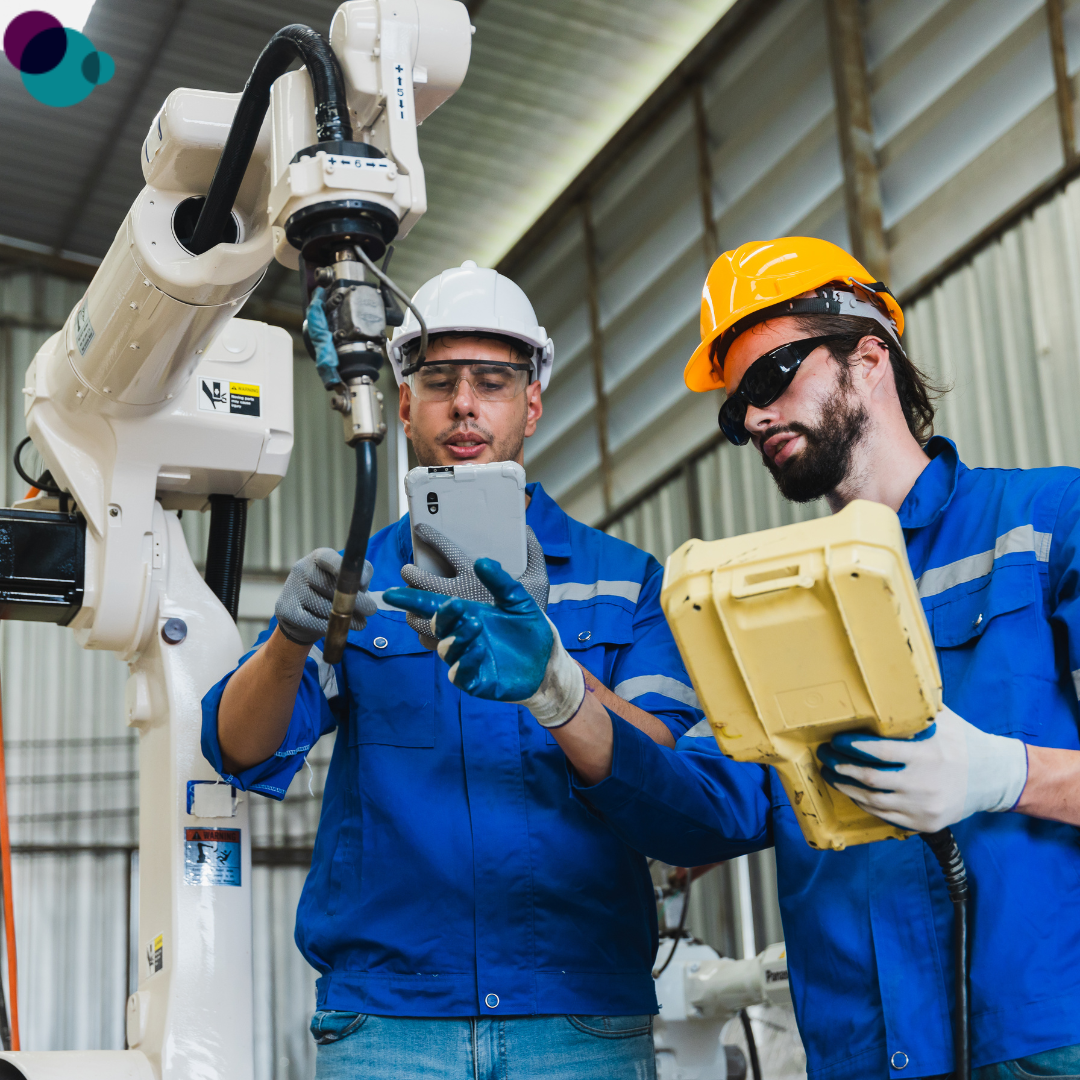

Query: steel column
[581,200,615,514]
[1048,0,1077,166]
[692,82,720,263]
[825,0,889,282]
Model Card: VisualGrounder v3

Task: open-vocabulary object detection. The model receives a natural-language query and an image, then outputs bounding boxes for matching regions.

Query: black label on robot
[228,382,260,416]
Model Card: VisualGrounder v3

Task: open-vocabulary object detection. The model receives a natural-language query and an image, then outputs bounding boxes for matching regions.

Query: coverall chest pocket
[347,622,436,747]
[544,604,634,744]
[928,561,1046,736]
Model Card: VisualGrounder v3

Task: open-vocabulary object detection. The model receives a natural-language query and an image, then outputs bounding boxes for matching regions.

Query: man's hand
[383,558,585,728]
[275,548,376,647]
[400,523,549,648]
[817,705,1029,832]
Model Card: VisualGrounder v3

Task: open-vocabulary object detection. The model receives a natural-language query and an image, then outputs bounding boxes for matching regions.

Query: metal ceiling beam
[0,242,97,282]
[1047,0,1077,167]
[497,0,778,281]
[825,0,889,283]
[54,0,190,254]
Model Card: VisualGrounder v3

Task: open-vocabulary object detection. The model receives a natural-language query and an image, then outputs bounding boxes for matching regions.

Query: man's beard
[760,388,868,503]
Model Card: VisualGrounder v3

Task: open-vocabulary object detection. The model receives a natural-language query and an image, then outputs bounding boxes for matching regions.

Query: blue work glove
[383,558,585,728]
[817,705,1029,832]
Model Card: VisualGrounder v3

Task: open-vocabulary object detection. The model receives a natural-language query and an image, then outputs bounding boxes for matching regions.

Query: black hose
[13,436,59,495]
[322,441,378,664]
[653,869,692,979]
[739,1009,762,1080]
[921,828,970,1080]
[341,441,378,590]
[204,494,248,621]
[187,24,352,256]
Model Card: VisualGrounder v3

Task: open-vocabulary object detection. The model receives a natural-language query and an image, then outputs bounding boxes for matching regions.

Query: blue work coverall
[573,438,1080,1080]
[202,482,701,1019]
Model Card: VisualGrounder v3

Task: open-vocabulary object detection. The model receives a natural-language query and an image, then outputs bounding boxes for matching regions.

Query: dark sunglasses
[718,335,846,446]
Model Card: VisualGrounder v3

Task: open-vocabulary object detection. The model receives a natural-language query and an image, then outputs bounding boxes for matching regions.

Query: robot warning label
[146,932,163,976]
[184,827,241,886]
[74,303,94,355]
[198,378,260,417]
[227,382,260,416]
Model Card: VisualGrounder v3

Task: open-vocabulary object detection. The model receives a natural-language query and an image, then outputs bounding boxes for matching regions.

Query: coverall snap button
[373,636,388,649]
[577,631,591,642]
[890,1051,908,1070]
[973,613,983,629]
[484,993,499,1009]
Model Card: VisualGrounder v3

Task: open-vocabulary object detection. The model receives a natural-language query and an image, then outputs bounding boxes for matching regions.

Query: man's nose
[744,402,777,438]
[451,376,479,418]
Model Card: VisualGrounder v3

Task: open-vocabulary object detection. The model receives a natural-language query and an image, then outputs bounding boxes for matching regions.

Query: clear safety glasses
[406,361,532,402]
[718,335,845,446]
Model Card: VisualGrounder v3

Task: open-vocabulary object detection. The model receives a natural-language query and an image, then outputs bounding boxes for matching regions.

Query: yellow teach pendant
[662,500,942,851]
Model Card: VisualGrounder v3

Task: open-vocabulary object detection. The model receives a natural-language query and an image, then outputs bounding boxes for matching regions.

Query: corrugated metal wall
[516,0,1080,525]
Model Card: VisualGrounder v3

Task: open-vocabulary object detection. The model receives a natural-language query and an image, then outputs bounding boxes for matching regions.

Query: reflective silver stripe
[1072,669,1080,701]
[613,674,700,708]
[308,645,339,701]
[368,590,397,612]
[549,580,642,604]
[916,525,1052,599]
[685,719,713,738]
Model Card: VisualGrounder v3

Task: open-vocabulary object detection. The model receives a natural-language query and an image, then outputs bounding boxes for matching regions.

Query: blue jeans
[311,1011,657,1080]
[928,1043,1080,1078]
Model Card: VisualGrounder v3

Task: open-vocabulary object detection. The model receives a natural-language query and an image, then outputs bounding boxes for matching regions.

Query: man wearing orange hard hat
[551,237,1080,1079]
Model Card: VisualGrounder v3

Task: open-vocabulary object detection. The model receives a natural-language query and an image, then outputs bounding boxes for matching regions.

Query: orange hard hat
[684,237,906,392]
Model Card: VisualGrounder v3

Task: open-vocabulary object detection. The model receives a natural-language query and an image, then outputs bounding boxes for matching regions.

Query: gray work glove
[275,548,377,647]
[400,523,549,648]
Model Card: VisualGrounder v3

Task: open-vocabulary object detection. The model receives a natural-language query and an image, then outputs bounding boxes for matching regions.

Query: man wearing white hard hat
[203,261,702,1078]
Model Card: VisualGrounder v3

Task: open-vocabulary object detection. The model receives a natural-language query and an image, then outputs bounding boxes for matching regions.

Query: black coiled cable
[187,24,352,256]
[921,827,970,1080]
[204,494,248,621]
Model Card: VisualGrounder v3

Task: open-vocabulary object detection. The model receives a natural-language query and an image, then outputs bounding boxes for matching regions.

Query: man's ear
[855,336,893,395]
[524,382,542,437]
[399,382,412,438]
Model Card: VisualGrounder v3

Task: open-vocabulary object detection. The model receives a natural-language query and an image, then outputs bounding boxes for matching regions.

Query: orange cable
[0,671,20,1049]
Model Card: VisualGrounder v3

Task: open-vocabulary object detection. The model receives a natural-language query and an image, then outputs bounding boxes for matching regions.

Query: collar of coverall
[897,436,960,530]
[394,481,572,563]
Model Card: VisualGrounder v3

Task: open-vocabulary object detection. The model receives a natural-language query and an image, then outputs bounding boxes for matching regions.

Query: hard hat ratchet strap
[714,284,905,369]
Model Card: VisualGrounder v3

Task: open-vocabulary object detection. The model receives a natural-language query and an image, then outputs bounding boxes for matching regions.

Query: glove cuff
[274,617,317,648]
[983,733,1029,813]
[516,620,586,728]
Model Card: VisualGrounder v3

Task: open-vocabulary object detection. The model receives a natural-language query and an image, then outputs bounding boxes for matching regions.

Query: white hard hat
[389,261,555,390]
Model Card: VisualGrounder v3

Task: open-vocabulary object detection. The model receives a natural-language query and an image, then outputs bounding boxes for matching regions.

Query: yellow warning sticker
[228,382,260,416]
[199,378,261,417]
[146,932,163,976]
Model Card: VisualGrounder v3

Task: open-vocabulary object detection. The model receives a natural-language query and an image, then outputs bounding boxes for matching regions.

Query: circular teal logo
[4,11,113,107]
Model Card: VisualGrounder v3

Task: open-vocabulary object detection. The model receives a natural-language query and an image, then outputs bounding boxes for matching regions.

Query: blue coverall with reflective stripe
[201,482,701,1019]
[574,438,1080,1080]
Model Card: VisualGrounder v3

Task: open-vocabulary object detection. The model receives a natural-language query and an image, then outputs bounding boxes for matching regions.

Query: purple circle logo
[3,10,113,107]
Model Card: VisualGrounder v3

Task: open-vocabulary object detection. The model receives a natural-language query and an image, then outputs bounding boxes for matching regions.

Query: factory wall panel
[517,0,1080,524]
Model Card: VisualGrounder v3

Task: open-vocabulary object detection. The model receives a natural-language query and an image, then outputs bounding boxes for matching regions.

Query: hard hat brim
[684,337,724,392]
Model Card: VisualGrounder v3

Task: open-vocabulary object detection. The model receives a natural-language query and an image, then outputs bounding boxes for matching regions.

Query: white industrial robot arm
[0,5,471,1078]
[653,940,792,1080]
